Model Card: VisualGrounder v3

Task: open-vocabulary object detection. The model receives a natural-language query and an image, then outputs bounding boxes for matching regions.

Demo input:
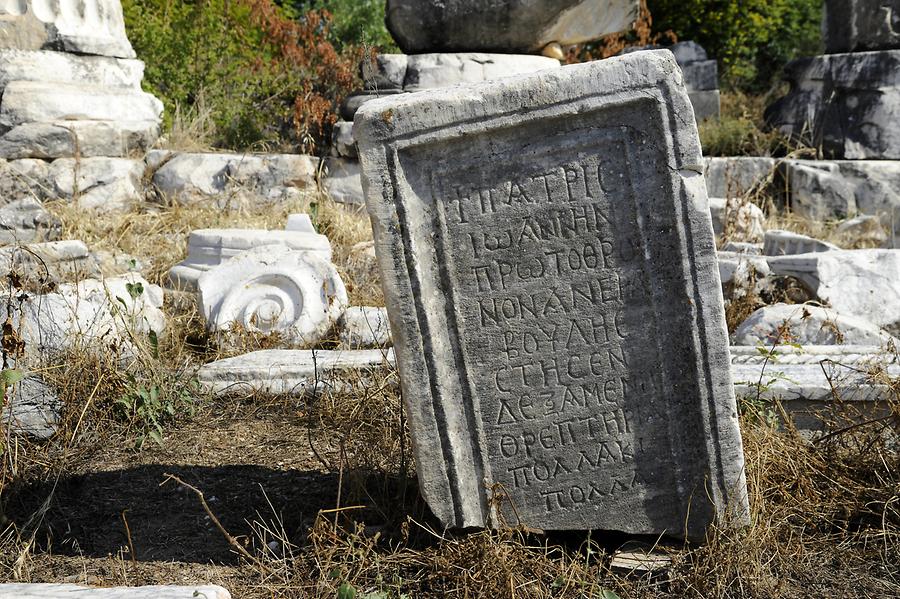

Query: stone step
[0,50,144,91]
[0,81,163,133]
[0,584,230,599]
[198,348,395,396]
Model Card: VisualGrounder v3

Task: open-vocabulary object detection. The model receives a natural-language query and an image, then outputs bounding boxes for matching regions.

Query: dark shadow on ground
[4,464,407,564]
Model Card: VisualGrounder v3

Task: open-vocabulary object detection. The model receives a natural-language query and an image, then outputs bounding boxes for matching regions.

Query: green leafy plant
[647,0,822,90]
[115,374,198,449]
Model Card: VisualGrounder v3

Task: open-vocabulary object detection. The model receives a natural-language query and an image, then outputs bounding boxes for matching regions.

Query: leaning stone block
[354,50,748,537]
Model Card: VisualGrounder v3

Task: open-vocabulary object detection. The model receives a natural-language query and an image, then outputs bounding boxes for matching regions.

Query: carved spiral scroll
[200,246,348,346]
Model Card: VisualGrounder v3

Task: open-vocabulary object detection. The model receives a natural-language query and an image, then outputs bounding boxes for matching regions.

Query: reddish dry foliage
[244,2,362,153]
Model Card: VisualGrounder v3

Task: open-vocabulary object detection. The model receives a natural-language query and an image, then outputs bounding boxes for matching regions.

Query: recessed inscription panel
[400,103,703,531]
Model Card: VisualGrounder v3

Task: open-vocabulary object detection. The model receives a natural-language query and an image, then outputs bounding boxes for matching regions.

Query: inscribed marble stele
[354,50,748,539]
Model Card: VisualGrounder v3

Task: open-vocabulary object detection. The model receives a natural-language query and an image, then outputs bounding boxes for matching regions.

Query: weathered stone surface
[0,197,60,244]
[709,197,764,242]
[702,157,775,198]
[681,61,718,91]
[354,51,747,537]
[403,53,561,91]
[322,158,364,205]
[198,348,394,396]
[0,157,50,199]
[0,120,158,159]
[168,225,333,291]
[198,245,347,346]
[731,345,898,433]
[0,50,143,91]
[0,81,163,132]
[784,161,857,220]
[766,250,900,332]
[14,273,165,357]
[823,0,900,53]
[48,157,143,210]
[340,90,404,121]
[340,306,392,348]
[149,151,318,205]
[0,239,100,284]
[0,584,231,599]
[0,0,135,58]
[765,50,900,159]
[3,375,61,439]
[835,214,889,247]
[361,53,408,90]
[732,303,896,346]
[781,159,900,245]
[620,43,719,119]
[763,230,840,256]
[331,120,356,158]
[385,0,639,54]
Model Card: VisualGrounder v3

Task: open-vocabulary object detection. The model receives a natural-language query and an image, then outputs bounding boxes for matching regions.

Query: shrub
[305,0,398,51]
[698,91,791,156]
[122,0,361,153]
[647,0,823,90]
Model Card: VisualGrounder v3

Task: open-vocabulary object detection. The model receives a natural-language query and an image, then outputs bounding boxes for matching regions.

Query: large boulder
[823,0,900,54]
[385,0,639,54]
[764,50,900,159]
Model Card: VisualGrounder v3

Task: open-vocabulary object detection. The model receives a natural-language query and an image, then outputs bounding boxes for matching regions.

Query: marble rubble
[198,348,394,396]
[198,244,348,346]
[355,51,748,537]
[0,0,162,229]
[148,150,319,205]
[13,273,166,357]
[0,584,231,599]
[765,250,900,333]
[732,303,897,347]
[340,306,392,348]
[384,0,639,54]
[762,230,839,256]
[766,0,900,159]
[730,345,899,433]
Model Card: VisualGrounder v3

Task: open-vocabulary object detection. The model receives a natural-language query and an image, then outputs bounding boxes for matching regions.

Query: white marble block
[198,245,348,346]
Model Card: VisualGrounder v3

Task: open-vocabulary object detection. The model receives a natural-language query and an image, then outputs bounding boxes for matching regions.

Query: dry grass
[0,183,895,598]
